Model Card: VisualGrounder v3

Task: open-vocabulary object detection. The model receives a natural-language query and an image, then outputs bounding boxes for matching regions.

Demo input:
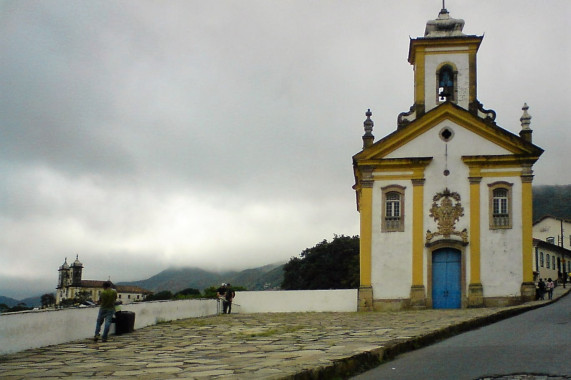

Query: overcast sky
[1,1,570,299]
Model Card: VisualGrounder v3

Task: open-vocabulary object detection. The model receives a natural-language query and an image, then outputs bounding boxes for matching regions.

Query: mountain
[118,263,285,294]
[21,295,42,308]
[533,185,571,221]
[0,295,42,308]
[0,295,21,308]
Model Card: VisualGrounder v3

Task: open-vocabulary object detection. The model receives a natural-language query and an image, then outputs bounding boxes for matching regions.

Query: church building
[352,7,543,310]
[56,256,150,306]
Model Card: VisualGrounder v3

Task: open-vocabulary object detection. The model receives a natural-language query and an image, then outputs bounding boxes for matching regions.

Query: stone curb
[291,289,571,380]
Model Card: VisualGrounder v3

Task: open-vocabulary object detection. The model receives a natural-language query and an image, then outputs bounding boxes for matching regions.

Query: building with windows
[533,216,571,283]
[352,7,543,311]
[533,216,571,250]
[56,256,151,306]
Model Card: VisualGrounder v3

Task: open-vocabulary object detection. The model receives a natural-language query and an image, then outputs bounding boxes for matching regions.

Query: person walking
[547,278,555,300]
[94,281,117,342]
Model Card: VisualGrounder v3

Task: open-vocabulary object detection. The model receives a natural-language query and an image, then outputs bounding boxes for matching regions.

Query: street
[352,293,571,380]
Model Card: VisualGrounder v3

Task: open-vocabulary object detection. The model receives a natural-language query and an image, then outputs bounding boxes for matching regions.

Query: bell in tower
[438,65,455,102]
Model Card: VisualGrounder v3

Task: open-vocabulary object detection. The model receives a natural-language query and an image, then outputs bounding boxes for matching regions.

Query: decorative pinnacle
[362,109,374,149]
[520,103,531,130]
[363,109,374,136]
[441,0,448,14]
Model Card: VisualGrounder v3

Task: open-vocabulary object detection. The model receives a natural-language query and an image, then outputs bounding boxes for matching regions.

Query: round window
[439,127,454,142]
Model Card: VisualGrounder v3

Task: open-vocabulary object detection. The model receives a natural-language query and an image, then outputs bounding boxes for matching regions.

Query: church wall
[421,138,472,297]
[385,121,511,160]
[370,179,412,299]
[424,52,470,112]
[373,121,528,305]
[480,177,523,298]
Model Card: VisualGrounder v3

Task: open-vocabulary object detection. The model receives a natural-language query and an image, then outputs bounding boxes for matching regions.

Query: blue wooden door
[432,248,461,309]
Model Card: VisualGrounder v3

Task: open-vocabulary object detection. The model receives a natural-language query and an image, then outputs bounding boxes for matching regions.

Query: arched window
[488,182,513,229]
[438,65,455,102]
[382,185,406,232]
[540,252,544,267]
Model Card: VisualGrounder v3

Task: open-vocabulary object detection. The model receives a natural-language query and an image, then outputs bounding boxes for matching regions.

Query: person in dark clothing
[216,283,228,314]
[538,278,546,300]
[223,283,236,314]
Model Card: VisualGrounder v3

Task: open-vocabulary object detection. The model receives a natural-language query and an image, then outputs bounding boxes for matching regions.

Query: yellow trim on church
[412,179,425,286]
[359,184,373,287]
[469,177,481,284]
[521,178,534,282]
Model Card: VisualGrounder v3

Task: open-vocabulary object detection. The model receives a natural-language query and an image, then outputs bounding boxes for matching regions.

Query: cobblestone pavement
[1,288,568,380]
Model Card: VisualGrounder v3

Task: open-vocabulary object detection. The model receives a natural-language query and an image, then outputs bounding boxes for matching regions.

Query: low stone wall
[0,289,358,355]
[0,298,217,355]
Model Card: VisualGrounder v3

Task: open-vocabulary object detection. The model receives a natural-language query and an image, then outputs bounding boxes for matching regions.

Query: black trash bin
[115,311,135,335]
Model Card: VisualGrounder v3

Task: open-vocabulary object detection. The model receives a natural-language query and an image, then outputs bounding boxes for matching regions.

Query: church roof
[71,254,83,267]
[353,102,543,162]
[59,258,69,270]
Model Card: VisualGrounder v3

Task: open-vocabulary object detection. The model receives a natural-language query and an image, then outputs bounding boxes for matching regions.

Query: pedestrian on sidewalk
[546,278,554,300]
[538,278,546,300]
[94,281,117,342]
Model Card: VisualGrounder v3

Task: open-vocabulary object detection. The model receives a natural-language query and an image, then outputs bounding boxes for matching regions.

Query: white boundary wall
[234,289,358,313]
[0,299,217,355]
[0,289,358,355]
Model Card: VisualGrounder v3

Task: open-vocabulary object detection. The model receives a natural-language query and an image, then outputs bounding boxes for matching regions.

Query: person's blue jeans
[95,308,115,339]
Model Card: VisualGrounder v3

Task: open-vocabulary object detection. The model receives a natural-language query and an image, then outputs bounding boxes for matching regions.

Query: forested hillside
[533,185,571,221]
[118,263,284,294]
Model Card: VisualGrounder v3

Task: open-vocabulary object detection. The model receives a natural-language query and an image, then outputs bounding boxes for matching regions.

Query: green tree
[73,290,92,305]
[174,288,201,299]
[41,293,56,308]
[8,303,32,312]
[282,235,359,290]
[203,286,219,299]
[144,290,173,301]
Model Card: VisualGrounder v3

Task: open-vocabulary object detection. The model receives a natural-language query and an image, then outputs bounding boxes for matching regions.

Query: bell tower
[71,255,83,287]
[399,6,495,127]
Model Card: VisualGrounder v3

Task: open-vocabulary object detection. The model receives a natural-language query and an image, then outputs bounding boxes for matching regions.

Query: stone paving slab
[1,288,568,380]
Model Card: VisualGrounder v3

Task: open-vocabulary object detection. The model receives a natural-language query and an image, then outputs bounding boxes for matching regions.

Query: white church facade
[352,7,543,311]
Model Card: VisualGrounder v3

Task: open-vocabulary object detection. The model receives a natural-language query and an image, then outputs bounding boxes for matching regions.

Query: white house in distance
[352,7,544,311]
[56,256,150,305]
[533,216,571,250]
[533,216,571,282]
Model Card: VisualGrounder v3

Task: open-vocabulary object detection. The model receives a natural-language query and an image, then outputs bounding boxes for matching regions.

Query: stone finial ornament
[520,103,532,131]
[362,109,374,149]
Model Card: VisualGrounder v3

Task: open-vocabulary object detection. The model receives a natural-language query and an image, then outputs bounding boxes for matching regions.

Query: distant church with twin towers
[56,255,150,305]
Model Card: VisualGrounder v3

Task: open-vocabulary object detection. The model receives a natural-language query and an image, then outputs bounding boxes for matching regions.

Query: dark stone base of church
[468,283,484,307]
[357,286,373,311]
